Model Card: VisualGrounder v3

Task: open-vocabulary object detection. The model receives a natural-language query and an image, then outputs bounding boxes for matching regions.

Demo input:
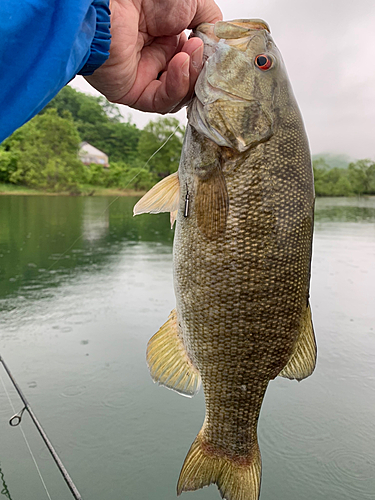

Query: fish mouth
[193,19,270,41]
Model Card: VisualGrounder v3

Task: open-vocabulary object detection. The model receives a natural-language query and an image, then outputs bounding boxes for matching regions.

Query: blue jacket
[0,0,111,143]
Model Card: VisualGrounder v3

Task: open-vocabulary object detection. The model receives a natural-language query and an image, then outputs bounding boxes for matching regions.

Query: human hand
[85,0,222,114]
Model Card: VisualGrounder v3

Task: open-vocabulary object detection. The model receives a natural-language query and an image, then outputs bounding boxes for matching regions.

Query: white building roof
[79,142,107,158]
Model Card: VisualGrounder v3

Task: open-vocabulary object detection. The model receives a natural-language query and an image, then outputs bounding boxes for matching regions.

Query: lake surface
[0,195,374,500]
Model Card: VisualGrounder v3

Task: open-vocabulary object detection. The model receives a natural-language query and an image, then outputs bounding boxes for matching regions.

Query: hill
[312,153,353,170]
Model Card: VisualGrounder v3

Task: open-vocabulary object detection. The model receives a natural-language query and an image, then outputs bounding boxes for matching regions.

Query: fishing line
[0,461,13,500]
[0,356,82,500]
[0,367,52,500]
[47,124,180,271]
[124,124,181,187]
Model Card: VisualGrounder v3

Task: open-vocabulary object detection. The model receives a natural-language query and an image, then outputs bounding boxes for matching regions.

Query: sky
[70,0,375,159]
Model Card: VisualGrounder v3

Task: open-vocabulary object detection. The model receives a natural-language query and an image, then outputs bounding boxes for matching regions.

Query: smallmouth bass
[134,18,316,500]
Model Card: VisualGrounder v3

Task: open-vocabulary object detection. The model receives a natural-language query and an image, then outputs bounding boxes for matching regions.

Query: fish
[133,18,317,500]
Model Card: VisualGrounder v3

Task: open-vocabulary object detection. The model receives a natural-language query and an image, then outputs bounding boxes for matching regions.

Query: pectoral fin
[146,310,201,397]
[279,304,317,381]
[195,167,229,239]
[133,172,180,226]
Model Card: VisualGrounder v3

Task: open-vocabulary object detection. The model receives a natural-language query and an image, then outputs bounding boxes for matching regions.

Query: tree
[43,86,141,163]
[0,146,17,183]
[137,117,185,178]
[313,158,356,196]
[5,109,85,191]
[79,120,141,163]
[42,85,107,123]
[348,159,375,195]
[106,161,155,190]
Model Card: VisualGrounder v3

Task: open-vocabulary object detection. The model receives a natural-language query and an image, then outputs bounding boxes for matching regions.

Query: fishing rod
[0,355,83,500]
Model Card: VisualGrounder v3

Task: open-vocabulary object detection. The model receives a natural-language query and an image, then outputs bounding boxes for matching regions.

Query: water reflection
[1,196,374,302]
[315,196,375,223]
[82,198,110,242]
[0,195,173,299]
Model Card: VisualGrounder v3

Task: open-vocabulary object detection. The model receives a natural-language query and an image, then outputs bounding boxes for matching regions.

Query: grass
[0,183,42,195]
[0,183,145,197]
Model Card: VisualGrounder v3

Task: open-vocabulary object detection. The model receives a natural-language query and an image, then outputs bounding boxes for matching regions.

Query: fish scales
[175,123,312,452]
[134,18,316,500]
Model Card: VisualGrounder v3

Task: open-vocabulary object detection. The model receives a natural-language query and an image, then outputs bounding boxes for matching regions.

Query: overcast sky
[71,0,375,159]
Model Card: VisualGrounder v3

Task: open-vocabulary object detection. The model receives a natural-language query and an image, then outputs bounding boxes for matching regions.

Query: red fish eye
[255,54,272,70]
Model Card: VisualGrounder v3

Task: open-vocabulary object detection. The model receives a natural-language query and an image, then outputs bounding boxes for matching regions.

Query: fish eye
[255,54,272,70]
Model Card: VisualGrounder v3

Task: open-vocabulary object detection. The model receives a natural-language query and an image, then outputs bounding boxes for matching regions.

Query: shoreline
[1,184,373,199]
[0,184,146,197]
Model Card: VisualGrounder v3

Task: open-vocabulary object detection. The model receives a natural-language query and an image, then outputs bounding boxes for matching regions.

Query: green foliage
[0,146,18,183]
[83,161,154,191]
[313,158,375,196]
[111,163,155,191]
[3,109,85,191]
[348,160,375,195]
[83,163,108,186]
[43,85,107,123]
[79,121,140,163]
[137,117,184,178]
[44,86,141,163]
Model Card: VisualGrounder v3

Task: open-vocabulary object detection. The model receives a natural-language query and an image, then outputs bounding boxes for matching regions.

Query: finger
[169,37,204,111]
[157,36,203,101]
[176,32,188,53]
[188,0,223,28]
[133,36,204,114]
[131,51,191,113]
[118,35,181,106]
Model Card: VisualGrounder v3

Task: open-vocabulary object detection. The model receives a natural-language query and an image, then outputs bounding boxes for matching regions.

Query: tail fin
[177,433,261,500]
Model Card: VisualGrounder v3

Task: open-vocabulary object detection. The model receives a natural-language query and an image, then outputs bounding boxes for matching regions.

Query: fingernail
[191,44,203,71]
[182,56,190,78]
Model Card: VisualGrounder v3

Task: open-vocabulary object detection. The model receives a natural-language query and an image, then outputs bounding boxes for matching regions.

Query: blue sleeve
[0,0,111,143]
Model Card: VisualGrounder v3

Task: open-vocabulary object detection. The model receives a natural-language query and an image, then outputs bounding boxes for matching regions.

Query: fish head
[188,19,291,153]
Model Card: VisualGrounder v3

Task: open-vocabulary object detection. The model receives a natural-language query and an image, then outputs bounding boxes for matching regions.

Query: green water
[0,195,374,500]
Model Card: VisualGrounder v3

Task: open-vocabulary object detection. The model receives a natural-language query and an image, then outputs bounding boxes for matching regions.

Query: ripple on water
[102,390,133,409]
[322,448,375,498]
[60,326,73,333]
[260,406,333,456]
[60,385,87,398]
[67,415,110,451]
[65,312,94,325]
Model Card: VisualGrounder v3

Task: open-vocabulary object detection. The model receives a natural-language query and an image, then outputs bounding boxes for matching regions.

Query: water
[0,195,374,500]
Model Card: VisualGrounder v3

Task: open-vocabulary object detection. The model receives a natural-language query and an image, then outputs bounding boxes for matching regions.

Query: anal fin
[146,310,201,397]
[279,303,317,381]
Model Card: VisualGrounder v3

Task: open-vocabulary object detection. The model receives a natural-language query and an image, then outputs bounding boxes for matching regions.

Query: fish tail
[177,432,261,500]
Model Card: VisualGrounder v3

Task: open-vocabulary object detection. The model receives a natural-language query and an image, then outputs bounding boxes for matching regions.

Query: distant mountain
[312,153,353,169]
